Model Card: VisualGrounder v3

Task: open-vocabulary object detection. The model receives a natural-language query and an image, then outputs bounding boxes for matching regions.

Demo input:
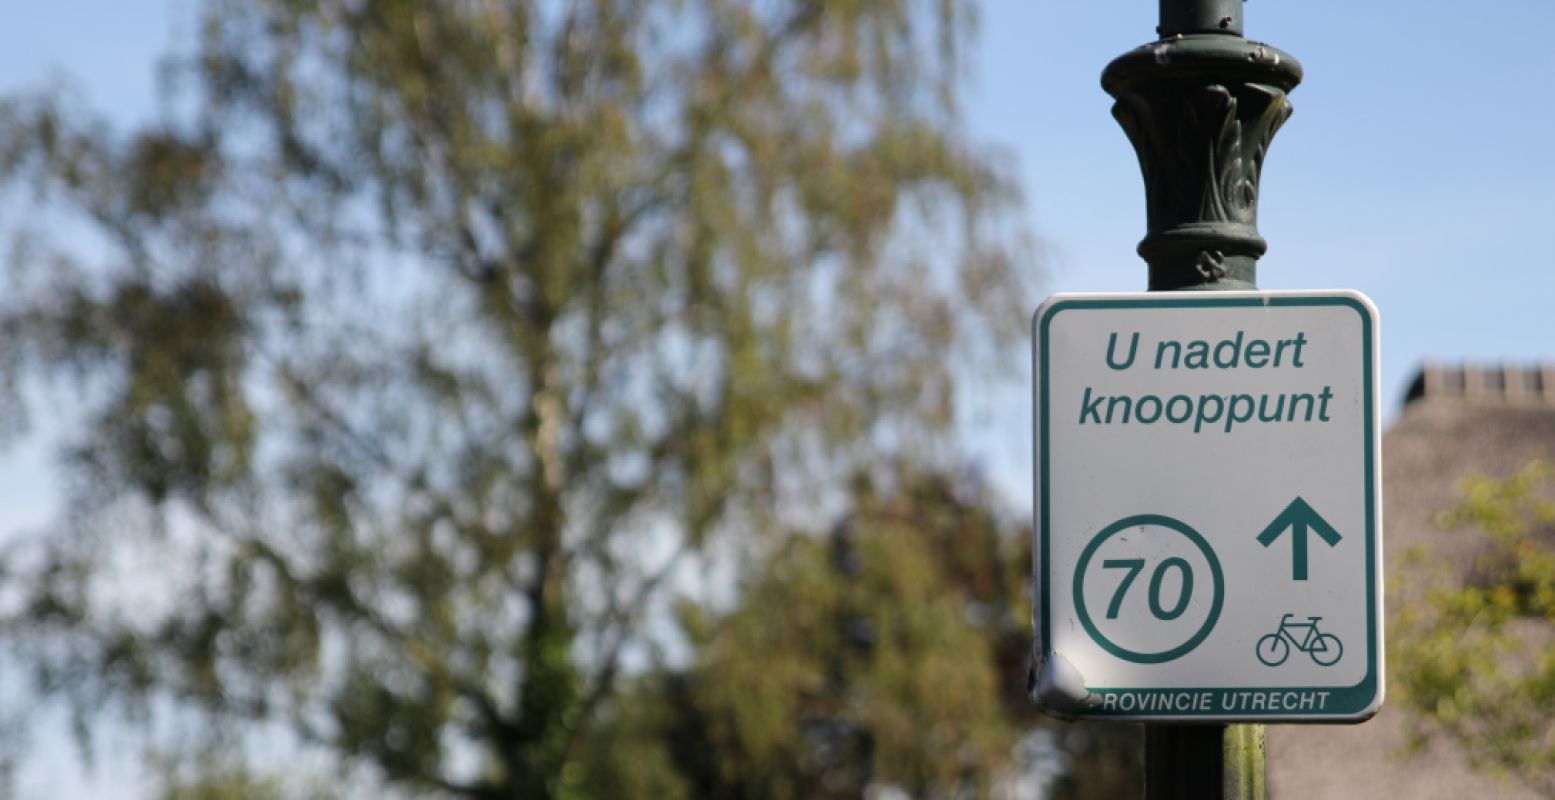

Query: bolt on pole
[1101,0,1301,796]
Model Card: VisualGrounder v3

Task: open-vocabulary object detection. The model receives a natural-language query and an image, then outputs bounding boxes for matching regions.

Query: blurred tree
[146,741,358,800]
[152,755,298,800]
[0,0,1028,796]
[576,472,1141,799]
[1392,461,1555,794]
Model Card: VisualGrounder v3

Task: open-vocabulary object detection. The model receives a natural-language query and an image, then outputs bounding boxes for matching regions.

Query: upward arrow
[1256,497,1343,581]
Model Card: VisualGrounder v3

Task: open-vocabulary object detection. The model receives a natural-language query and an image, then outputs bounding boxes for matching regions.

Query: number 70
[1102,557,1193,621]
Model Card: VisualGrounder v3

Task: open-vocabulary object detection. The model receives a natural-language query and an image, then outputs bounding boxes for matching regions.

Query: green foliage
[578,473,1141,799]
[1040,722,1142,800]
[1392,460,1555,793]
[0,0,1030,797]
[685,475,1020,797]
[154,760,287,800]
[151,750,341,800]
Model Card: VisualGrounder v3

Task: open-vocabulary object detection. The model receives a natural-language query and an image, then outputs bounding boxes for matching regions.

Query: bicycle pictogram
[1255,613,1343,667]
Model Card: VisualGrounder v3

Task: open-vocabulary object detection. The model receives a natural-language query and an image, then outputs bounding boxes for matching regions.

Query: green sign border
[1035,292,1380,720]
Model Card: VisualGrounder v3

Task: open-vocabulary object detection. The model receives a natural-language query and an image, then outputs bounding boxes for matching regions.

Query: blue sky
[2,1,1554,796]
[974,1,1555,400]
[963,1,1555,507]
[4,1,1552,494]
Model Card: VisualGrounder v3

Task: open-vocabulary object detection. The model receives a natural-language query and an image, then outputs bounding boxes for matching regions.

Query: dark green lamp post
[1103,1,1300,796]
[1104,0,1301,292]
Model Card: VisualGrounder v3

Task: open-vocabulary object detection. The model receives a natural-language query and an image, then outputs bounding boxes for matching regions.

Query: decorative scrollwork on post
[1195,250,1228,281]
[1104,36,1302,290]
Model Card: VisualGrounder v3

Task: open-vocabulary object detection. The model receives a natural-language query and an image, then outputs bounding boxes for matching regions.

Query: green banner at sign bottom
[1084,682,1377,718]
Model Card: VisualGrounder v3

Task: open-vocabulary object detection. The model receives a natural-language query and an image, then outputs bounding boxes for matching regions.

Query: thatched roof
[1267,363,1555,798]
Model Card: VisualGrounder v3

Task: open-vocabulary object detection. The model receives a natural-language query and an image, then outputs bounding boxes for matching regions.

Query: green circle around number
[1073,514,1224,664]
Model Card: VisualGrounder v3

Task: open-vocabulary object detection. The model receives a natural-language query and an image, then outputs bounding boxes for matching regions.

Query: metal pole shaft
[1145,724,1266,799]
[1158,0,1243,37]
[1104,1,1298,796]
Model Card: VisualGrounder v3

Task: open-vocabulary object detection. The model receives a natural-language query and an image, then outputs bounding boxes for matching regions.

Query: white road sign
[1030,290,1382,722]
